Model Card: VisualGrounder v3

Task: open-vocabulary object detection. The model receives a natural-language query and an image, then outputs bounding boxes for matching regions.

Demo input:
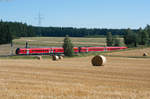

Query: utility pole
[10,41,13,55]
[25,41,28,48]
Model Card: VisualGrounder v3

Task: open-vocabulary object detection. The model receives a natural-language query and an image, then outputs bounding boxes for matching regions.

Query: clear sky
[0,0,150,29]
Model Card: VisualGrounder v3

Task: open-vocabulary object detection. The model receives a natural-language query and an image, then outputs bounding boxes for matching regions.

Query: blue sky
[0,0,150,29]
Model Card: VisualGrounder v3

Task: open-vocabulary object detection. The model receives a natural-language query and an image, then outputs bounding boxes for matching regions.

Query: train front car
[16,48,50,55]
[15,48,20,55]
[16,48,28,55]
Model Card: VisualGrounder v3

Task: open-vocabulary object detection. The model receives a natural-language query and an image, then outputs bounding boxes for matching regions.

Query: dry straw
[59,56,63,60]
[36,56,42,60]
[143,52,148,56]
[91,55,106,66]
[52,55,59,61]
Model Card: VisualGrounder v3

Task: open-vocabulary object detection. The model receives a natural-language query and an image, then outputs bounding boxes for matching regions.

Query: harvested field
[13,37,107,47]
[105,47,150,57]
[0,56,150,99]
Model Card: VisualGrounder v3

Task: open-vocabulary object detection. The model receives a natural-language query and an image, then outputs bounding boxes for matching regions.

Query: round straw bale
[36,56,42,60]
[52,55,59,61]
[59,55,63,59]
[91,55,106,66]
[143,52,148,56]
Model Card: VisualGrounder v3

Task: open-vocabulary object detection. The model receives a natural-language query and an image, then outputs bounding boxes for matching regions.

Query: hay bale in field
[58,55,63,59]
[52,55,59,61]
[36,56,42,60]
[91,55,106,66]
[143,52,148,56]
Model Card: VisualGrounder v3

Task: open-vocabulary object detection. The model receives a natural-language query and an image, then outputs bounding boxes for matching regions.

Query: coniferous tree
[0,22,12,44]
[138,28,143,45]
[106,32,113,46]
[113,35,121,46]
[124,28,139,47]
[144,25,150,45]
[145,25,150,37]
[0,20,36,44]
[138,27,149,45]
[63,35,74,57]
[142,30,149,45]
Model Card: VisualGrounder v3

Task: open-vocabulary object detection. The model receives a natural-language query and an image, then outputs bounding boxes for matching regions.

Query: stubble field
[0,56,150,99]
[0,37,150,99]
[105,47,150,57]
[13,37,107,47]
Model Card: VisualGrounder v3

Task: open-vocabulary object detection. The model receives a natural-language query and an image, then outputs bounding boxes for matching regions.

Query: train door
[27,49,29,55]
[86,48,88,53]
[49,48,53,54]
[104,47,107,51]
[79,47,81,53]
[51,49,53,54]
[49,49,51,54]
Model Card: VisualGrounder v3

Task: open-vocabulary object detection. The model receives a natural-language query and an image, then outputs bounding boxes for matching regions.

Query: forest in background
[0,20,150,47]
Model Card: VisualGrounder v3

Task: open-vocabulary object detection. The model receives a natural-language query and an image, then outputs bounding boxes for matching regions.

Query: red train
[16,47,127,55]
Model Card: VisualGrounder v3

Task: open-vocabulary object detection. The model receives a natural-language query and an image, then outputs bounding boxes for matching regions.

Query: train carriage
[16,48,62,55]
[16,47,127,55]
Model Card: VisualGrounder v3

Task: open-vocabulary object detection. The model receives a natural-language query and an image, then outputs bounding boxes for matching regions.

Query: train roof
[18,47,63,50]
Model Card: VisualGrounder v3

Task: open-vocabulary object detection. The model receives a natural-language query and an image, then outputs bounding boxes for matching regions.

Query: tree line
[0,20,150,48]
[106,25,150,47]
[0,20,36,44]
[35,27,128,37]
[124,25,150,47]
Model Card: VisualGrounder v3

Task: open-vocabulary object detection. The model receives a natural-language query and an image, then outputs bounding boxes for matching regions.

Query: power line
[37,12,44,27]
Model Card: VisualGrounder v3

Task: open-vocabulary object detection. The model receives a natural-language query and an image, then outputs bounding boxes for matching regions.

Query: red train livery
[16,47,127,55]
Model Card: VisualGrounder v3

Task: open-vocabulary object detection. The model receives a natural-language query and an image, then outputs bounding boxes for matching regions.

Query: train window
[44,50,47,52]
[58,49,63,51]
